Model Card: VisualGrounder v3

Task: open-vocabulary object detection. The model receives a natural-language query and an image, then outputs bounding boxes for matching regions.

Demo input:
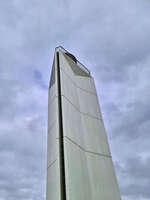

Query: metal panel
[64,138,121,200]
[48,96,58,131]
[60,69,80,110]
[61,96,85,147]
[64,138,92,200]
[77,87,101,119]
[61,95,110,156]
[86,153,121,200]
[47,54,61,200]
[47,122,59,167]
[75,75,96,94]
[47,161,61,200]
[81,114,111,155]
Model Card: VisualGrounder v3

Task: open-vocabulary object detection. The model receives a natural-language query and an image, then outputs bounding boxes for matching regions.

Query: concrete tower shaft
[47,47,121,200]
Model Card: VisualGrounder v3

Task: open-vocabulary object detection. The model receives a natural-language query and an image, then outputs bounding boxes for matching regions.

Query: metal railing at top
[55,46,91,75]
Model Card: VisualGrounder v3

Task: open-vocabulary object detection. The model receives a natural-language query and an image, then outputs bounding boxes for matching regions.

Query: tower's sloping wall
[47,54,61,200]
[59,51,121,200]
[47,48,121,200]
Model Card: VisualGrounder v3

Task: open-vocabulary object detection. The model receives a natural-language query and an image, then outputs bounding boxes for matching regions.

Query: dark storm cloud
[0,0,150,199]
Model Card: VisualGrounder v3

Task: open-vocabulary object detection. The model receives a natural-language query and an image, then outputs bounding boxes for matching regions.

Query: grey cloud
[0,0,150,199]
[116,156,150,199]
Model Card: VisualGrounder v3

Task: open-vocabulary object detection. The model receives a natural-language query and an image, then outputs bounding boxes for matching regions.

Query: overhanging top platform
[55,46,91,76]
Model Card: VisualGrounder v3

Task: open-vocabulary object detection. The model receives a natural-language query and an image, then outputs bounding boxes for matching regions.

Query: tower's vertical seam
[56,51,67,200]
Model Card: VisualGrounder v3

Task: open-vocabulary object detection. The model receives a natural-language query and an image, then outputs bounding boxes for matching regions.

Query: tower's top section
[55,46,90,76]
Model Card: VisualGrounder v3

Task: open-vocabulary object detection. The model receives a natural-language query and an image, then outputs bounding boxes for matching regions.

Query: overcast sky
[0,0,150,200]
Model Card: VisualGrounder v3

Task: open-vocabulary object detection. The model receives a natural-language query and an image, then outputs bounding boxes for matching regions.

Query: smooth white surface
[64,138,121,200]
[62,96,110,155]
[48,96,58,131]
[47,54,61,200]
[47,122,59,167]
[81,114,111,155]
[64,138,92,200]
[77,87,101,119]
[60,69,80,109]
[75,75,96,94]
[47,160,61,200]
[62,96,85,148]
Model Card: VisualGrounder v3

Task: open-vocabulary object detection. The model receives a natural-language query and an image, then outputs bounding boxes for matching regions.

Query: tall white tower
[47,46,121,200]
